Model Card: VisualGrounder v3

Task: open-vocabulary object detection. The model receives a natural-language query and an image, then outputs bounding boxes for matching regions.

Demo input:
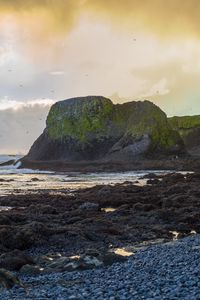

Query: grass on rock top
[168,115,200,139]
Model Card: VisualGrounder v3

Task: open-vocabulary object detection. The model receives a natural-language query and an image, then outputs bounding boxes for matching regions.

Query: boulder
[0,268,26,290]
[0,250,35,271]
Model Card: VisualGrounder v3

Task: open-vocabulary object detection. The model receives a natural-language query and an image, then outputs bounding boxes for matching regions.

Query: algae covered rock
[47,96,114,142]
[169,115,200,156]
[25,96,184,163]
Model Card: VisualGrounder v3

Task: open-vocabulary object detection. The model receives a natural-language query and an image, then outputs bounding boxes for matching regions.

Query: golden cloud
[0,1,200,64]
[87,0,200,37]
[0,0,199,37]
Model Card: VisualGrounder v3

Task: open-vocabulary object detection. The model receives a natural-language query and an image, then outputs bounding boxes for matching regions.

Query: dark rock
[97,186,112,196]
[146,179,160,185]
[20,264,43,275]
[0,268,26,290]
[0,250,35,271]
[102,252,127,266]
[0,215,11,225]
[0,172,200,264]
[140,173,159,179]
[31,178,40,182]
[28,204,58,215]
[79,202,99,211]
[0,160,15,167]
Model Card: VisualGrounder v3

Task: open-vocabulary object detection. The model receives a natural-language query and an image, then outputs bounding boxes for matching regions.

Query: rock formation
[169,115,200,157]
[22,96,185,166]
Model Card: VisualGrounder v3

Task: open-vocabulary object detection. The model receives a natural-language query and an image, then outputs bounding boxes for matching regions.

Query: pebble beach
[1,234,200,300]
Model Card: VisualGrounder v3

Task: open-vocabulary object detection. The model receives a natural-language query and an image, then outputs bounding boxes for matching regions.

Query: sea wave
[0,155,54,175]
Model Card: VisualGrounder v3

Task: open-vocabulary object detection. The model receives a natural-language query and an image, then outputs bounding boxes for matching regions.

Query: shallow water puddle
[114,248,134,257]
[101,207,116,213]
[0,206,12,211]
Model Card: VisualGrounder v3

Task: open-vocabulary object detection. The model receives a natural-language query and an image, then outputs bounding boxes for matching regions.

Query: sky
[1,0,200,154]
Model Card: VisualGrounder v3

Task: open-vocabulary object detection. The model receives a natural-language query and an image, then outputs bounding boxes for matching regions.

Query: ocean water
[0,155,168,195]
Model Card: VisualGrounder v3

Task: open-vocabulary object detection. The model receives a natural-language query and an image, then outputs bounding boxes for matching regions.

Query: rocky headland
[21,96,188,171]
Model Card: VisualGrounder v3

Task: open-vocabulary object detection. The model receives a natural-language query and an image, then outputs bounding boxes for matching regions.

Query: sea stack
[22,96,185,167]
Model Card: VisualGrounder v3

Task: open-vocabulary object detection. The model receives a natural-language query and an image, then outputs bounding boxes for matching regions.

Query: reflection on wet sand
[0,206,12,211]
[0,171,169,195]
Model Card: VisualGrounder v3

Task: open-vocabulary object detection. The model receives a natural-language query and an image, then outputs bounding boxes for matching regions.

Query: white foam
[0,155,54,175]
[0,167,54,175]
[14,161,22,169]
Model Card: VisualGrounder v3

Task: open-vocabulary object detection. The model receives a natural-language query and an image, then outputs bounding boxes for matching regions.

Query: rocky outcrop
[1,172,200,263]
[169,115,200,157]
[22,96,184,167]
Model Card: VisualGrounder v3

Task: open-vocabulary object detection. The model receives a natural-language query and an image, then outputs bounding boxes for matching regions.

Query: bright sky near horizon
[1,0,200,153]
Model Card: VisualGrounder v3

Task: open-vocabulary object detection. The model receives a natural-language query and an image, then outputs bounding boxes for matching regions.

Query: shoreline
[20,157,200,173]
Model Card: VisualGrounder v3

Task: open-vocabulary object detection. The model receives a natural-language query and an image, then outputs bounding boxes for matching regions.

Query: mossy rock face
[169,115,200,154]
[26,96,185,162]
[114,101,182,153]
[47,96,115,142]
[168,115,200,138]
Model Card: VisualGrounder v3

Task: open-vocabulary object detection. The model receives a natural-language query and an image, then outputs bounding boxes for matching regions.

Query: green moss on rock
[47,96,114,142]
[113,101,181,152]
[169,115,200,139]
[169,115,200,130]
[46,97,183,153]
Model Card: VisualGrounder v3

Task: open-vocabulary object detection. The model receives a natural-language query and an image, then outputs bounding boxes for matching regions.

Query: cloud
[0,99,53,154]
[0,45,14,66]
[0,0,199,76]
[87,0,200,37]
[144,78,170,97]
[1,0,200,38]
[0,98,54,110]
[50,71,65,76]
